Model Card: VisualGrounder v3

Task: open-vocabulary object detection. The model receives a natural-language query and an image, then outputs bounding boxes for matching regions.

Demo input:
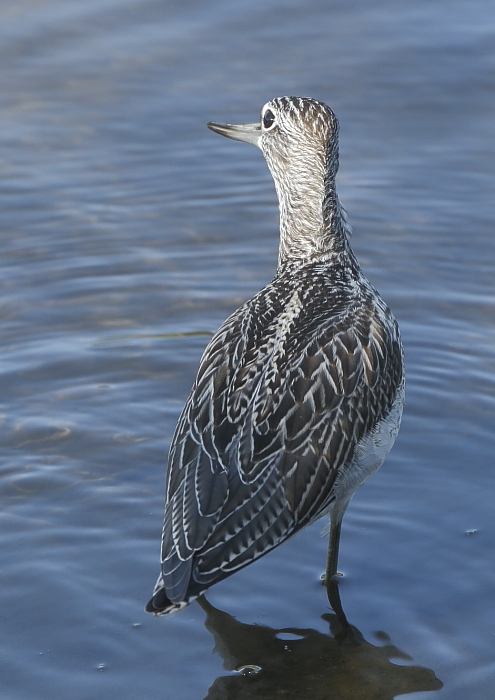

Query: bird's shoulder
[197,261,401,395]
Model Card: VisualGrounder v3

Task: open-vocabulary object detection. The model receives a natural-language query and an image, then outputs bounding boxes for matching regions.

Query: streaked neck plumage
[273,168,352,269]
[259,102,352,270]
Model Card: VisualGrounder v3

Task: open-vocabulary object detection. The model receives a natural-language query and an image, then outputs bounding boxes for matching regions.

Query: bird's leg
[325,516,341,584]
[324,509,349,629]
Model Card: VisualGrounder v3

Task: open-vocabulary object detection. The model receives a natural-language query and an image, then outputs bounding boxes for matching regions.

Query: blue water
[1,0,495,698]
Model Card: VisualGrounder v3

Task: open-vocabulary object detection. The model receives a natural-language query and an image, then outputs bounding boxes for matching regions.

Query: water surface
[1,1,495,698]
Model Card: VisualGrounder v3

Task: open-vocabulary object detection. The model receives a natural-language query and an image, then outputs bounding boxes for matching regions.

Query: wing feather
[153,263,404,608]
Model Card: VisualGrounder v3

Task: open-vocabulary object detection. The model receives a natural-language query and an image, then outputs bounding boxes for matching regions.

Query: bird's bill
[206,121,261,146]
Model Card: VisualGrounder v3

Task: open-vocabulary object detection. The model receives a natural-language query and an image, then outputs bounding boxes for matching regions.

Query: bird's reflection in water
[198,597,442,700]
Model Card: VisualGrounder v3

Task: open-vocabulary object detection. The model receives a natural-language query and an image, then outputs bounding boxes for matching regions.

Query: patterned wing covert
[150,263,403,609]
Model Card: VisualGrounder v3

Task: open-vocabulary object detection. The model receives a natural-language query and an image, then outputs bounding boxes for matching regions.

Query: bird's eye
[262,109,276,130]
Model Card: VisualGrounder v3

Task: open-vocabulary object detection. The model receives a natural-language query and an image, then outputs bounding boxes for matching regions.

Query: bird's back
[147,256,403,614]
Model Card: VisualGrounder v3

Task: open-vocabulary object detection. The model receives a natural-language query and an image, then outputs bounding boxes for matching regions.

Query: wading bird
[146,96,404,619]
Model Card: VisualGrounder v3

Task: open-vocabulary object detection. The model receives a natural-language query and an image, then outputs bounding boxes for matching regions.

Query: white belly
[331,380,405,515]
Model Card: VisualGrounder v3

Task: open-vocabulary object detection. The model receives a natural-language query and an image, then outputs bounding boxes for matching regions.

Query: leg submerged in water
[324,508,349,628]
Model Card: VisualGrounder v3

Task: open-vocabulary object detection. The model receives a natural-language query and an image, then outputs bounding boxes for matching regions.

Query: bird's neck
[275,172,351,269]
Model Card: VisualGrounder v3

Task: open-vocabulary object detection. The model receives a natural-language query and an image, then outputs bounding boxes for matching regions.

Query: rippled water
[1,0,494,698]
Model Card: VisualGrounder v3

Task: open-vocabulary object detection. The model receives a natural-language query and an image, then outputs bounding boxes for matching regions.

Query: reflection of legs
[327,574,348,629]
[325,504,349,628]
